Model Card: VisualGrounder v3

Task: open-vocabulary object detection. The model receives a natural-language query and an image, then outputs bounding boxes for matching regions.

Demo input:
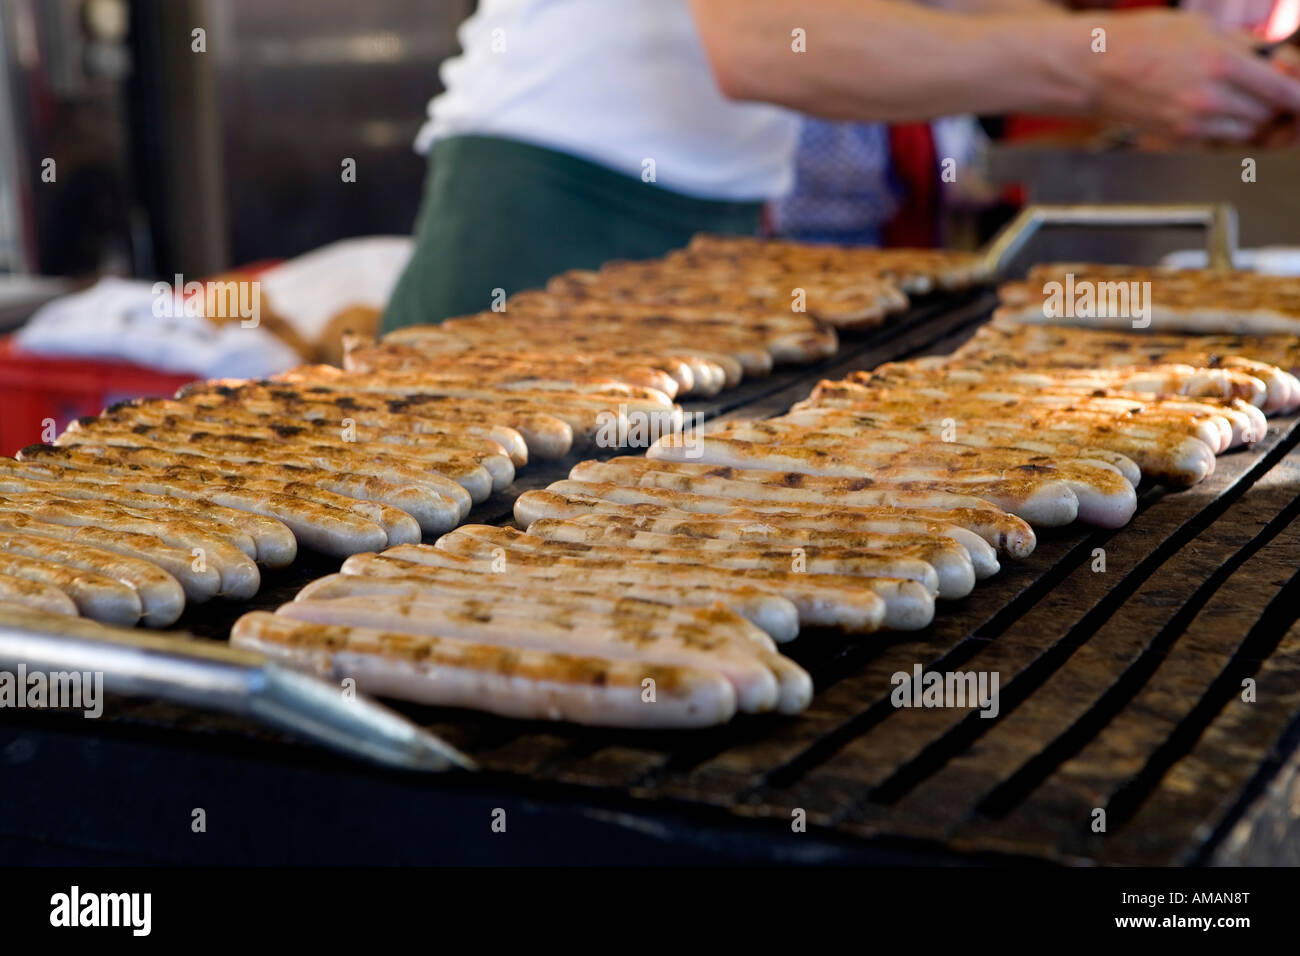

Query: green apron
[382,135,764,332]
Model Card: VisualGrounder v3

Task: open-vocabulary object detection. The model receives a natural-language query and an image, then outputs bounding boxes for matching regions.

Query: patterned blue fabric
[770,120,902,246]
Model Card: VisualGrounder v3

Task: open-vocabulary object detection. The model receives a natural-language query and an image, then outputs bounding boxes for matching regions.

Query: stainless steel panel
[0,0,137,277]
[204,0,473,267]
[0,2,31,274]
[985,144,1300,270]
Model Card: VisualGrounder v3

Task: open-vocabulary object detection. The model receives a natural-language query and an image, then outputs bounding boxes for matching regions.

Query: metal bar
[981,202,1239,276]
[0,2,33,273]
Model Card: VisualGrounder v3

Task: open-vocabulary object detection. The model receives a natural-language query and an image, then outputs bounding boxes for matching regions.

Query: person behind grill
[382,0,1300,332]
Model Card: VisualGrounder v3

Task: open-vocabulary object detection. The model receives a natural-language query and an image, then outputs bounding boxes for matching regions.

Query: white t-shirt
[417,0,801,201]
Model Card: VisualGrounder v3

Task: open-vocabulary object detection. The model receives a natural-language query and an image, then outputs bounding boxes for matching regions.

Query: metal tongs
[979,202,1240,277]
[0,607,475,772]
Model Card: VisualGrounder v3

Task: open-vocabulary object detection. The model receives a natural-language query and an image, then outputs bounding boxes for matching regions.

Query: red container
[0,337,196,456]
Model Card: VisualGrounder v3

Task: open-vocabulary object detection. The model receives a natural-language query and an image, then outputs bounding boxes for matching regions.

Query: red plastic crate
[0,336,196,456]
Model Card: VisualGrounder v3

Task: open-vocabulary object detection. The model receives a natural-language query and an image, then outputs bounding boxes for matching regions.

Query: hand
[1273,42,1300,76]
[1085,10,1300,140]
[1257,44,1300,144]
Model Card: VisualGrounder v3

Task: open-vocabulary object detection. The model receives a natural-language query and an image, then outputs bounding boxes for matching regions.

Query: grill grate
[17,288,1300,865]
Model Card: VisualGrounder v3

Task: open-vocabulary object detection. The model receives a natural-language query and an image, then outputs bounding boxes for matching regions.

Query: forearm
[690,0,1098,122]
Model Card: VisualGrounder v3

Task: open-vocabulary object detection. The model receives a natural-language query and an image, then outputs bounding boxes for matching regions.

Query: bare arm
[688,0,1300,138]
[689,0,1088,121]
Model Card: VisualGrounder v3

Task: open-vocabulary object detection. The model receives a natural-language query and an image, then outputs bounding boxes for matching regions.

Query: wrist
[1005,13,1107,115]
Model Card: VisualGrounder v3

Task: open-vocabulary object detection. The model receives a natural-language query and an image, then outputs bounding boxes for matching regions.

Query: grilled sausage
[19,446,403,553]
[563,505,999,574]
[178,381,574,460]
[64,450,427,542]
[172,394,531,466]
[102,401,520,488]
[380,542,888,633]
[573,457,1079,528]
[337,553,801,643]
[59,420,501,503]
[231,612,739,728]
[779,407,1216,487]
[0,571,78,616]
[277,595,787,714]
[754,414,1144,485]
[646,432,1134,528]
[567,458,1005,509]
[436,527,934,631]
[526,518,977,599]
[0,532,178,625]
[0,461,298,566]
[0,496,258,599]
[0,512,220,602]
[515,487,1029,562]
[520,482,1035,558]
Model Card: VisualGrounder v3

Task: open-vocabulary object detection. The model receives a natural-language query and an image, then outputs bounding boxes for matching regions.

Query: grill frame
[5,288,1300,866]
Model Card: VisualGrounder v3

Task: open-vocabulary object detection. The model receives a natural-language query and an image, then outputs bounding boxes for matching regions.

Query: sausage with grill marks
[514,486,1028,562]
[0,495,258,599]
[0,532,178,625]
[0,461,298,566]
[0,512,220,602]
[20,445,424,550]
[178,382,573,460]
[527,518,977,599]
[647,431,1134,528]
[61,419,503,502]
[380,542,889,633]
[107,398,519,465]
[338,553,800,643]
[437,528,933,631]
[778,406,1216,487]
[276,594,789,714]
[570,454,1080,528]
[28,444,434,540]
[169,394,531,466]
[540,507,1000,577]
[0,571,78,616]
[231,612,739,728]
[300,570,810,710]
[53,422,484,508]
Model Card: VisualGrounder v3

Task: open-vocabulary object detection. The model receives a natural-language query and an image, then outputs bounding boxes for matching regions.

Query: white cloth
[15,277,300,380]
[417,0,801,201]
[255,236,413,344]
[1162,247,1300,275]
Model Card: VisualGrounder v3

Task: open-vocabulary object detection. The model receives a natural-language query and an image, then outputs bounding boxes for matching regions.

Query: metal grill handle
[981,202,1239,277]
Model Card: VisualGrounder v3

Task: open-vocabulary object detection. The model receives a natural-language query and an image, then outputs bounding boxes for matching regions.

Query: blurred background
[0,0,473,284]
[0,0,473,451]
[2,1,1297,289]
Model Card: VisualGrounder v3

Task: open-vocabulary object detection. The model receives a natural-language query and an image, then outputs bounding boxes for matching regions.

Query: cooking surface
[6,287,1300,865]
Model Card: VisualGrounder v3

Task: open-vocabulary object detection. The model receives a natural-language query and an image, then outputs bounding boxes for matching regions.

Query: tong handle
[0,615,262,707]
[0,610,474,771]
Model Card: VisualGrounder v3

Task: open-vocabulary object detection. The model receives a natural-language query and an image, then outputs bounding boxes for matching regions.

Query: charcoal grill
[4,286,1300,866]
